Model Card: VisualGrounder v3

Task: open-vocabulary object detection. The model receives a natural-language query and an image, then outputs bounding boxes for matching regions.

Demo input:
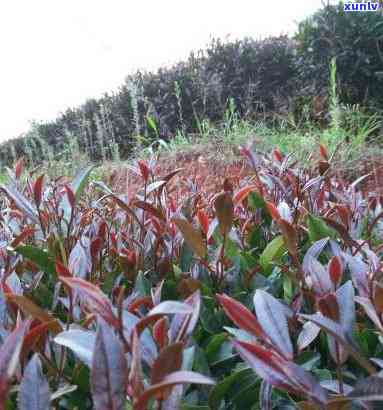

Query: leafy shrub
[0,34,297,166]
[2,3,383,166]
[295,1,383,108]
[0,144,382,408]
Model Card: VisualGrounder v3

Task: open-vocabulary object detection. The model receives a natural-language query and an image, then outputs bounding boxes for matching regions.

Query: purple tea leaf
[253,290,293,360]
[0,185,39,224]
[302,239,329,274]
[233,340,328,405]
[347,376,383,401]
[343,254,369,297]
[300,313,376,375]
[18,354,50,410]
[259,380,273,410]
[69,238,92,279]
[336,281,355,337]
[148,301,193,316]
[297,321,321,352]
[169,291,201,343]
[54,329,96,367]
[306,256,332,296]
[355,297,383,332]
[321,380,353,395]
[91,318,128,410]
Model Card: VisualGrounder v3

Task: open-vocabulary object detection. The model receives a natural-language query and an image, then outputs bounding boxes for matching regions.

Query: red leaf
[150,217,163,236]
[223,178,233,193]
[233,340,328,405]
[22,321,52,358]
[319,144,328,160]
[231,340,292,391]
[197,210,209,236]
[1,185,39,223]
[153,317,168,350]
[266,202,280,221]
[55,260,72,278]
[328,256,343,288]
[335,205,350,227]
[278,219,298,257]
[318,293,340,322]
[0,320,30,403]
[151,343,183,396]
[90,237,103,261]
[10,227,35,248]
[128,296,153,314]
[172,218,206,259]
[134,200,166,221]
[135,315,163,338]
[134,371,214,410]
[318,160,330,175]
[239,146,258,169]
[33,175,44,208]
[273,148,283,162]
[121,248,137,268]
[98,221,108,240]
[59,277,119,329]
[15,158,24,179]
[4,294,62,335]
[217,294,264,339]
[137,160,150,182]
[214,192,234,236]
[233,185,257,206]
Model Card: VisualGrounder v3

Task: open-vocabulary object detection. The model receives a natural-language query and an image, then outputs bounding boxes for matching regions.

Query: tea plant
[0,144,383,408]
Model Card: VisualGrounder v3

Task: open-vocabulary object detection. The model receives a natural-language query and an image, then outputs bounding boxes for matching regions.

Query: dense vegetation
[1,2,383,167]
[1,3,383,408]
[0,143,382,408]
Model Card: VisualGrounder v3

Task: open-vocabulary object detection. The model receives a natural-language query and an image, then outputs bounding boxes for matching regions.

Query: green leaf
[231,379,260,409]
[146,115,158,134]
[307,214,336,242]
[248,192,271,226]
[180,242,194,272]
[60,166,95,225]
[208,368,255,410]
[283,276,293,302]
[71,165,95,201]
[134,271,151,297]
[205,333,227,363]
[259,235,286,273]
[15,245,55,276]
[248,192,266,210]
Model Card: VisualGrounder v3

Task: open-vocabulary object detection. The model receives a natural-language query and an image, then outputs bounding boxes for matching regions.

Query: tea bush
[0,144,383,408]
[295,1,383,108]
[3,2,383,167]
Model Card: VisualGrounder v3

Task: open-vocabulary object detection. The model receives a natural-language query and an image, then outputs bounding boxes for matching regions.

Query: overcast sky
[0,0,337,142]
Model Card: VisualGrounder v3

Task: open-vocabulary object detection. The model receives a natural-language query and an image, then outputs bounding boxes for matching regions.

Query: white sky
[0,0,337,142]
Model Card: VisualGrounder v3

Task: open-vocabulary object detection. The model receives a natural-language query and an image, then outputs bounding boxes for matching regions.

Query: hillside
[0,2,382,169]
